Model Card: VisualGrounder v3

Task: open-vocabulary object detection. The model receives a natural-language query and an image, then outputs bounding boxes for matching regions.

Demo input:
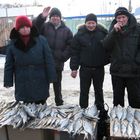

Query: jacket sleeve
[102,28,117,51]
[41,36,57,83]
[32,14,46,34]
[135,24,140,64]
[70,34,80,70]
[4,45,14,87]
[61,29,73,62]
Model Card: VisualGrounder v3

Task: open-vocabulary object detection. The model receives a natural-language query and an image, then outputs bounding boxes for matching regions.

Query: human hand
[71,70,77,78]
[42,6,51,18]
[114,22,123,32]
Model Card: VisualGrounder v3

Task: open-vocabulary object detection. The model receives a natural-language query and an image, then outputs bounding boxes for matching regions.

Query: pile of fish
[110,105,140,138]
[0,101,99,140]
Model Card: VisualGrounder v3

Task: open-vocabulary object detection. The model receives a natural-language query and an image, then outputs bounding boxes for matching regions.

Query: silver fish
[120,120,127,136]
[84,105,98,117]
[112,119,120,136]
[126,122,133,138]
[59,118,70,130]
[133,120,140,138]
[110,107,116,119]
[83,118,95,140]
[115,105,123,120]
[121,108,127,121]
[134,110,140,123]
[22,103,37,118]
[72,118,83,136]
[18,107,28,124]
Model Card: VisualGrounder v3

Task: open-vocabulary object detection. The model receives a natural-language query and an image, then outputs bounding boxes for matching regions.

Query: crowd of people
[3,6,140,139]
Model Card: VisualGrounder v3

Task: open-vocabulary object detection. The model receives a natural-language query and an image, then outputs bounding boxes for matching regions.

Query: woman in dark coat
[4,15,56,104]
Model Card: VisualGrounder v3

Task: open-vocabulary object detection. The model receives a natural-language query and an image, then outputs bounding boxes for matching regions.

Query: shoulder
[97,23,108,34]
[37,35,48,43]
[136,23,140,31]
[62,22,71,31]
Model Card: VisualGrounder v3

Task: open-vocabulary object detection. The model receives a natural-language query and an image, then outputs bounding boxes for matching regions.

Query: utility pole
[128,0,132,13]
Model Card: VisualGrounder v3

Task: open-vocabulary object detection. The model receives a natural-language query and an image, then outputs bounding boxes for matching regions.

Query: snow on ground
[0,56,129,109]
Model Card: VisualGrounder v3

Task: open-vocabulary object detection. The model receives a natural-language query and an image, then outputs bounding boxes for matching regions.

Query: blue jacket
[4,26,56,102]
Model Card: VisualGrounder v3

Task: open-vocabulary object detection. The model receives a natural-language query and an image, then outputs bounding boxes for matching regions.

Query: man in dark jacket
[33,7,73,106]
[70,13,109,140]
[70,13,108,110]
[103,7,140,108]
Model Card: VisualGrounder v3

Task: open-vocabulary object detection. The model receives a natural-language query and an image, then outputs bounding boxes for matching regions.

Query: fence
[0,15,113,48]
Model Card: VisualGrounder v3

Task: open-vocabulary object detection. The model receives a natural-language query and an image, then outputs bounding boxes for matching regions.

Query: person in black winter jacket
[4,15,56,104]
[33,7,73,106]
[70,13,109,110]
[103,7,140,108]
[70,14,110,140]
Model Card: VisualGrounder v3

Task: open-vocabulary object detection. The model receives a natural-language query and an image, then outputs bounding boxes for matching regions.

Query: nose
[23,26,29,29]
[119,18,124,22]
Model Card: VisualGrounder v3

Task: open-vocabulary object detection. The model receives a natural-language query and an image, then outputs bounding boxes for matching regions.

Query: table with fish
[0,101,99,140]
[109,105,140,140]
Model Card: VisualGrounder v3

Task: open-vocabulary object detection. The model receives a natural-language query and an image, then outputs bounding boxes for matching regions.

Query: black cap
[49,8,61,19]
[115,7,130,18]
[85,13,97,23]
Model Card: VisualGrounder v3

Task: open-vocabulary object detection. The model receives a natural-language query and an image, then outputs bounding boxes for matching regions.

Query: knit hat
[115,7,130,18]
[15,15,32,31]
[85,13,97,23]
[49,8,62,19]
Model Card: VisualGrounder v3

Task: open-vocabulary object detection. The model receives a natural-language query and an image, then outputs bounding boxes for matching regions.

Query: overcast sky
[0,0,140,16]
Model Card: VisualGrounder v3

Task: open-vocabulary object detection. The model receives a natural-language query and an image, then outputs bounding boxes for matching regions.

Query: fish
[11,114,23,128]
[133,120,140,138]
[115,105,123,120]
[72,118,83,136]
[59,118,70,130]
[112,118,120,136]
[121,108,127,121]
[22,103,38,118]
[84,105,98,118]
[120,120,127,136]
[126,111,134,123]
[18,107,28,124]
[110,106,116,120]
[134,110,140,123]
[126,122,133,138]
[82,118,95,140]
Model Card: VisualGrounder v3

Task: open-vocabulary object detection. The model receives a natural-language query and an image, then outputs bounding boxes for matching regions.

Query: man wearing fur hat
[33,7,73,106]
[103,7,140,108]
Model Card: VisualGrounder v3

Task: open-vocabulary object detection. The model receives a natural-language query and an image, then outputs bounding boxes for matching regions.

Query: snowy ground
[0,56,129,111]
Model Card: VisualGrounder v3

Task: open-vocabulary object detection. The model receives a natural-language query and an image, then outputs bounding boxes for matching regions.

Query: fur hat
[15,15,32,31]
[115,7,130,18]
[85,13,97,23]
[49,8,61,19]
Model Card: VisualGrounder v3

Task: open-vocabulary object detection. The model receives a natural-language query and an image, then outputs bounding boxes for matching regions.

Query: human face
[50,15,61,26]
[116,15,128,27]
[18,26,31,36]
[85,21,97,31]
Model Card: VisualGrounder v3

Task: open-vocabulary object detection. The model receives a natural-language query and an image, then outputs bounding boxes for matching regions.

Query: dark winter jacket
[103,14,140,77]
[70,24,109,70]
[4,26,56,102]
[33,14,73,71]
